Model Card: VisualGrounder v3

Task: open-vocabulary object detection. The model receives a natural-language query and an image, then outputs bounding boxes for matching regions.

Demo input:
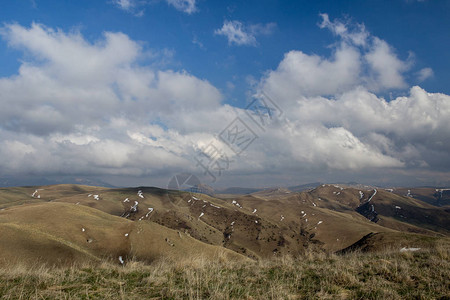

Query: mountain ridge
[0,183,448,266]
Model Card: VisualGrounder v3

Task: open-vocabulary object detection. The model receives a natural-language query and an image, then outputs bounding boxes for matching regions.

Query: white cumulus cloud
[215,20,276,46]
[111,0,197,15]
[416,67,434,82]
[0,23,221,177]
[166,0,197,14]
[113,0,136,11]
[261,14,417,98]
[0,16,448,187]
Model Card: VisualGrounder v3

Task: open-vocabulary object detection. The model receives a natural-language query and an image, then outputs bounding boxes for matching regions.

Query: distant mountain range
[0,176,116,188]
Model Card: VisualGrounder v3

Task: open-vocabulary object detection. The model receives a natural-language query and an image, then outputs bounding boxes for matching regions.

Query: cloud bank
[0,15,448,187]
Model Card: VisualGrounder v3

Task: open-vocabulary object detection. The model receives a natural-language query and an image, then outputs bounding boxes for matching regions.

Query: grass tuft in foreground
[0,246,449,299]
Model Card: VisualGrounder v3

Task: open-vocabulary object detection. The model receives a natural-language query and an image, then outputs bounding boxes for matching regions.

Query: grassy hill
[0,246,448,299]
[0,183,449,266]
[0,183,449,298]
[0,201,244,267]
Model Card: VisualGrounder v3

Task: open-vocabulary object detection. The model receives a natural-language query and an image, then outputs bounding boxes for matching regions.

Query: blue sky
[1,0,449,102]
[0,0,449,188]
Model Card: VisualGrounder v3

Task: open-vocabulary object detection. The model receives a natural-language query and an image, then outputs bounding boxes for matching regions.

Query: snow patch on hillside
[145,207,154,217]
[367,189,377,202]
[400,247,420,252]
[131,201,138,212]
[232,200,242,208]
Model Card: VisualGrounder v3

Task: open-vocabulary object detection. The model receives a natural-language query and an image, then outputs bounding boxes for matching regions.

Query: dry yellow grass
[0,246,449,299]
[0,202,245,267]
